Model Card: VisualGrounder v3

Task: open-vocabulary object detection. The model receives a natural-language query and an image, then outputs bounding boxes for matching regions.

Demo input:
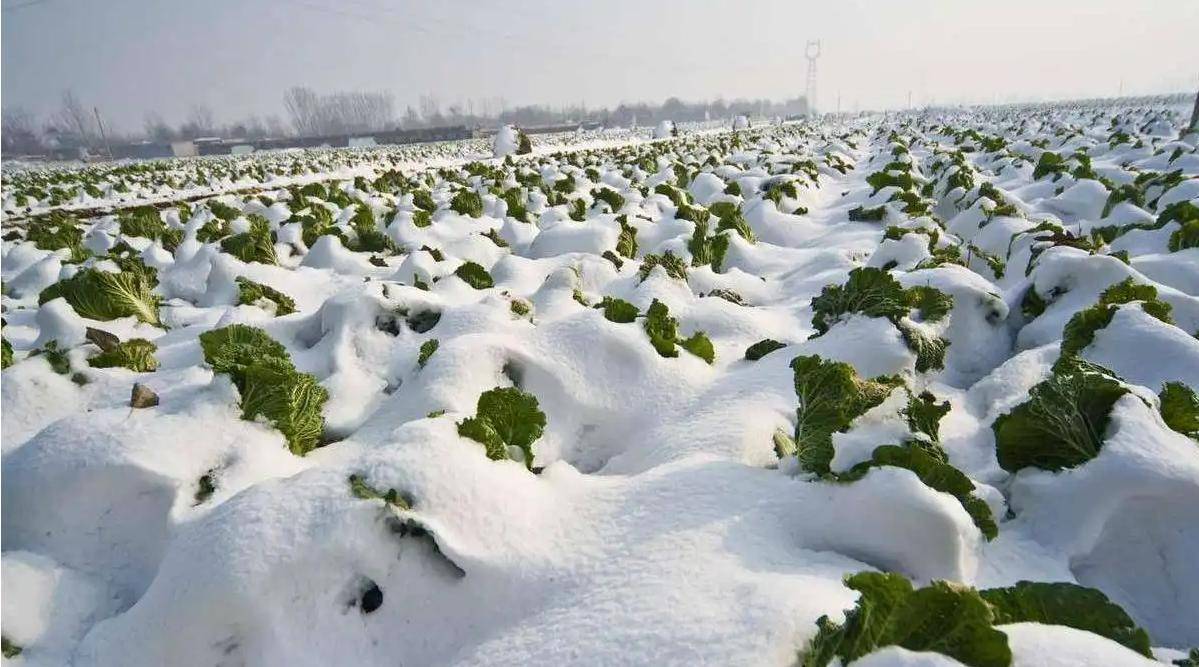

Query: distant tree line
[395,93,809,131]
[1,87,808,157]
[282,87,396,136]
[1,91,291,155]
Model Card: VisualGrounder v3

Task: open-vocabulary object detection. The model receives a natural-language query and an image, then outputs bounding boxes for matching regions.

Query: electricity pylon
[1189,86,1199,136]
[805,40,821,119]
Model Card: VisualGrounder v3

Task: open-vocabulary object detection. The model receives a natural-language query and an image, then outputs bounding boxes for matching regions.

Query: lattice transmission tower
[805,41,822,118]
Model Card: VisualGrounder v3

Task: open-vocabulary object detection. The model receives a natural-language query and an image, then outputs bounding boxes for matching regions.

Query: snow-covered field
[2,100,1198,666]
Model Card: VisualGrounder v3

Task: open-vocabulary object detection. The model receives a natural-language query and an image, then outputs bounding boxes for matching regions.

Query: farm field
[2,99,1198,666]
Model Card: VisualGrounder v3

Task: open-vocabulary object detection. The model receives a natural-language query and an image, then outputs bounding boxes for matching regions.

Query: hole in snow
[360,581,383,614]
[375,311,403,336]
[502,361,524,389]
[386,516,466,579]
[406,310,441,333]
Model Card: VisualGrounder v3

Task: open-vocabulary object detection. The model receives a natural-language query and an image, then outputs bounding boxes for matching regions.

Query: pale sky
[3,0,1197,132]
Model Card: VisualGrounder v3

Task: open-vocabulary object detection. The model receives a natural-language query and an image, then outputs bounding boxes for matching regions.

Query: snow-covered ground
[2,101,1198,666]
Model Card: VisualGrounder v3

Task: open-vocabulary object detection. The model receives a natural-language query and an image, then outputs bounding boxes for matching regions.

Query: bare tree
[402,105,422,129]
[284,87,395,135]
[143,112,175,142]
[2,107,46,155]
[54,90,93,147]
[241,115,268,139]
[171,104,217,139]
[283,86,321,136]
[418,94,442,126]
[263,115,288,137]
[188,105,216,136]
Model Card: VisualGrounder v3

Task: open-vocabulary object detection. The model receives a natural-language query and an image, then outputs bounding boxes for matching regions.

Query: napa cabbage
[220,214,277,265]
[236,277,296,316]
[457,386,546,469]
[1159,381,1199,439]
[812,268,952,372]
[638,251,688,282]
[744,338,786,361]
[992,356,1127,473]
[449,189,484,218]
[454,261,494,289]
[801,573,1152,666]
[88,338,158,372]
[790,354,903,475]
[39,267,162,326]
[597,296,638,323]
[417,339,439,368]
[801,572,1009,667]
[199,324,327,455]
[1060,278,1173,356]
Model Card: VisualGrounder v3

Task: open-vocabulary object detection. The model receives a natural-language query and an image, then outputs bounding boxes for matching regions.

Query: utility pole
[1187,86,1199,136]
[805,40,821,119]
[93,107,113,160]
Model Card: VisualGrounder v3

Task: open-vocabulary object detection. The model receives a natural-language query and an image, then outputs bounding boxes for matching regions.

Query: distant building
[110,142,175,160]
[100,125,474,160]
[44,128,92,161]
[524,121,602,135]
[193,137,228,156]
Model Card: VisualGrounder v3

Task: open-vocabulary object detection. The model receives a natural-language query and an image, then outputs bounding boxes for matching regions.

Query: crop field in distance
[2,96,1199,666]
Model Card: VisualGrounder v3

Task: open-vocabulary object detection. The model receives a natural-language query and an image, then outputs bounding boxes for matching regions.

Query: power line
[268,0,463,36]
[267,0,601,60]
[272,0,413,27]
[2,0,53,12]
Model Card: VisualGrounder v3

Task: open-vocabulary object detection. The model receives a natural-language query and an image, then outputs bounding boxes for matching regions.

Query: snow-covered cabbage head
[493,125,532,158]
[653,120,677,140]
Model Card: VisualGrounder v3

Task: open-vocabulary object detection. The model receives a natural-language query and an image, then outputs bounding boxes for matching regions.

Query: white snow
[3,99,1198,666]
[492,125,521,159]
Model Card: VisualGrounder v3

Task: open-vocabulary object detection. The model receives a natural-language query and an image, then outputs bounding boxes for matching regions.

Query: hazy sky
[3,0,1197,132]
